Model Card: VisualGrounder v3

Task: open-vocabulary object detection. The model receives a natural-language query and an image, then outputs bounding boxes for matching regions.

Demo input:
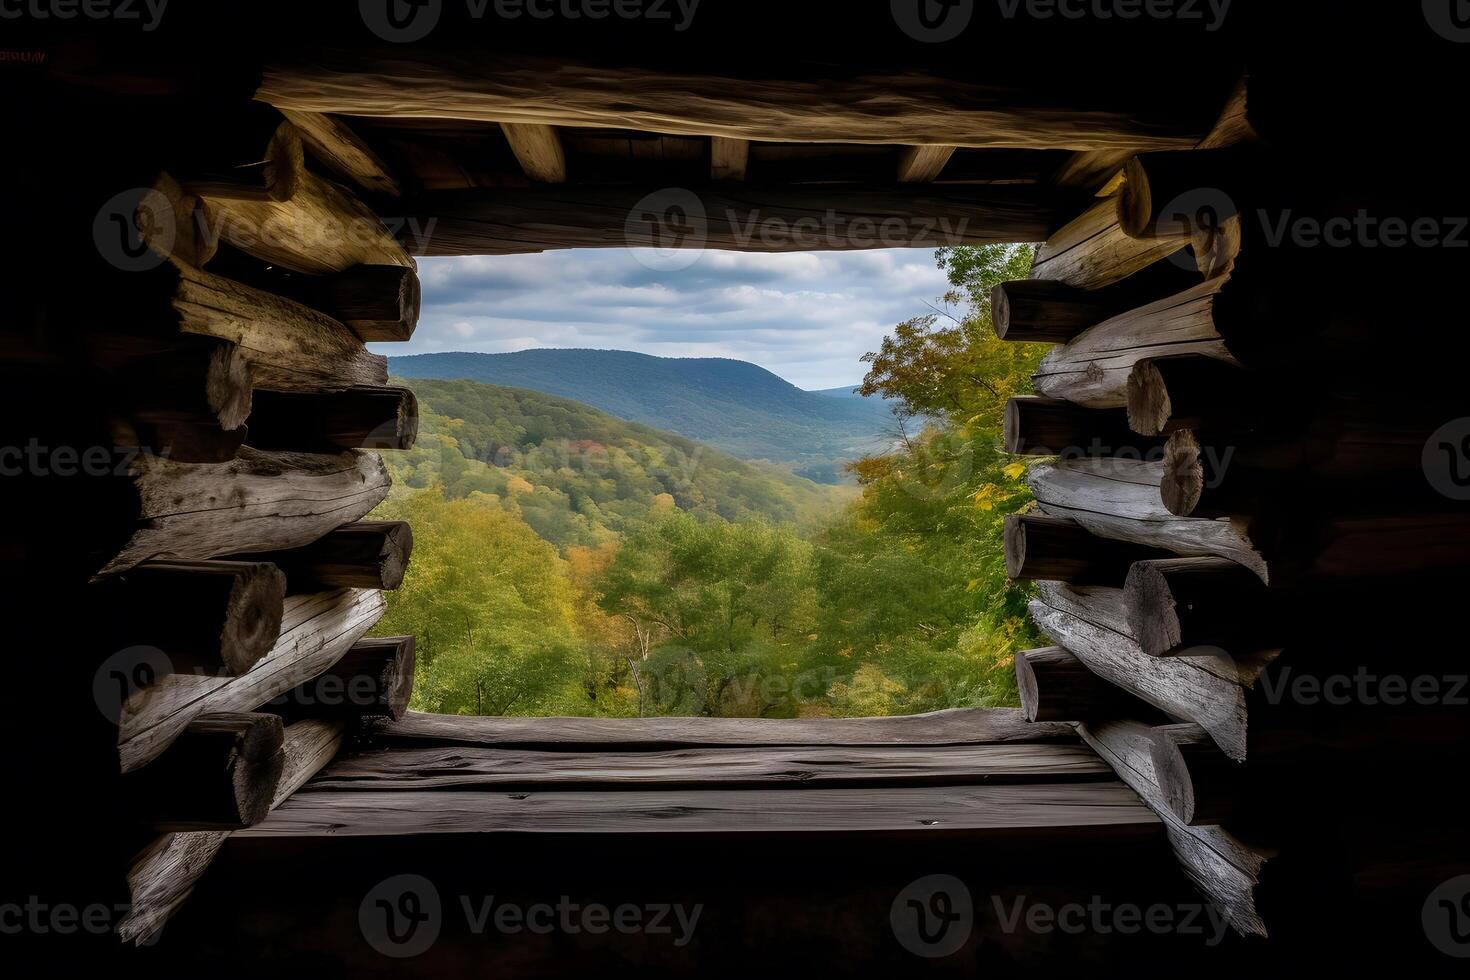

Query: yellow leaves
[505,475,534,494]
[972,483,1001,510]
[805,633,819,641]
[966,578,981,592]
[1002,462,1027,481]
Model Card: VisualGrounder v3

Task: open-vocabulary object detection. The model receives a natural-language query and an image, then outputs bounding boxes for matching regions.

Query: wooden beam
[238,782,1161,839]
[277,108,402,197]
[991,259,1200,343]
[233,520,413,593]
[118,718,344,945]
[896,145,956,182]
[398,184,1069,256]
[1004,396,1166,458]
[709,136,748,181]
[125,712,285,831]
[182,122,303,204]
[1125,355,1257,436]
[96,337,254,463]
[1123,557,1275,658]
[1052,148,1134,193]
[98,448,390,577]
[93,560,287,676]
[1003,513,1172,585]
[1014,646,1157,724]
[118,588,384,772]
[273,263,421,343]
[1148,723,1245,826]
[500,123,567,183]
[246,385,419,452]
[270,635,415,722]
[1077,719,1269,937]
[257,49,1230,150]
[1029,196,1188,289]
[1117,148,1251,240]
[372,707,1077,749]
[310,742,1112,791]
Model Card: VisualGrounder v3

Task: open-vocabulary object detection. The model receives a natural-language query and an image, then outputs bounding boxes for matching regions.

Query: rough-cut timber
[896,145,956,182]
[1029,196,1188,289]
[277,109,402,197]
[372,707,1076,750]
[1025,457,1269,580]
[270,635,415,722]
[233,520,413,593]
[258,49,1230,150]
[165,258,390,392]
[1004,397,1166,457]
[199,164,414,274]
[1004,513,1172,585]
[272,263,421,342]
[1077,719,1270,937]
[99,448,390,576]
[93,560,287,676]
[1032,277,1238,408]
[141,172,217,268]
[98,337,253,463]
[246,386,419,452]
[1015,646,1157,723]
[118,589,384,772]
[239,782,1160,839]
[118,718,345,945]
[311,742,1112,791]
[1124,557,1274,657]
[124,712,285,831]
[500,123,567,182]
[1149,723,1244,826]
[1125,355,1258,436]
[183,121,303,204]
[394,184,1069,255]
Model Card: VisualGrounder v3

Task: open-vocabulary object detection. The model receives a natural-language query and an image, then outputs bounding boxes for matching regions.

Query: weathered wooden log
[92,560,287,676]
[992,260,1202,343]
[98,447,390,577]
[1148,723,1245,826]
[1160,429,1253,518]
[100,337,254,463]
[1032,277,1238,408]
[273,263,421,342]
[118,717,344,944]
[1077,719,1269,937]
[1125,355,1258,436]
[258,45,1234,150]
[1117,149,1249,240]
[1028,196,1188,289]
[1003,513,1171,585]
[277,108,402,197]
[895,145,956,182]
[1123,557,1276,658]
[125,712,285,831]
[118,588,385,772]
[1026,457,1268,580]
[1004,396,1166,458]
[246,386,418,452]
[182,121,304,204]
[501,123,567,183]
[1015,646,1156,723]
[198,159,414,274]
[1028,582,1275,761]
[132,258,389,393]
[396,184,1070,256]
[233,521,413,593]
[269,635,415,722]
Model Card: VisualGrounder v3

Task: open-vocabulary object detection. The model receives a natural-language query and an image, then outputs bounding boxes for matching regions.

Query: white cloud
[378,247,957,389]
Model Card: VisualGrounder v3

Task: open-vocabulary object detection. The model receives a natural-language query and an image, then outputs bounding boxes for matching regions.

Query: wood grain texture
[170,259,388,392]
[370,707,1077,750]
[1030,196,1187,289]
[1025,457,1268,581]
[709,136,748,181]
[100,448,390,576]
[278,109,402,196]
[118,589,384,772]
[258,52,1218,150]
[309,742,1112,791]
[239,782,1161,838]
[500,123,567,182]
[896,145,956,182]
[1077,719,1271,938]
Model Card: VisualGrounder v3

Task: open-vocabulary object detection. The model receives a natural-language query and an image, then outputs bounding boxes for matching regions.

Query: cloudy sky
[375,248,951,390]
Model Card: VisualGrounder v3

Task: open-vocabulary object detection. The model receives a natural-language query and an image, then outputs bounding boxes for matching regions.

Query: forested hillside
[371,244,1046,719]
[388,349,897,481]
